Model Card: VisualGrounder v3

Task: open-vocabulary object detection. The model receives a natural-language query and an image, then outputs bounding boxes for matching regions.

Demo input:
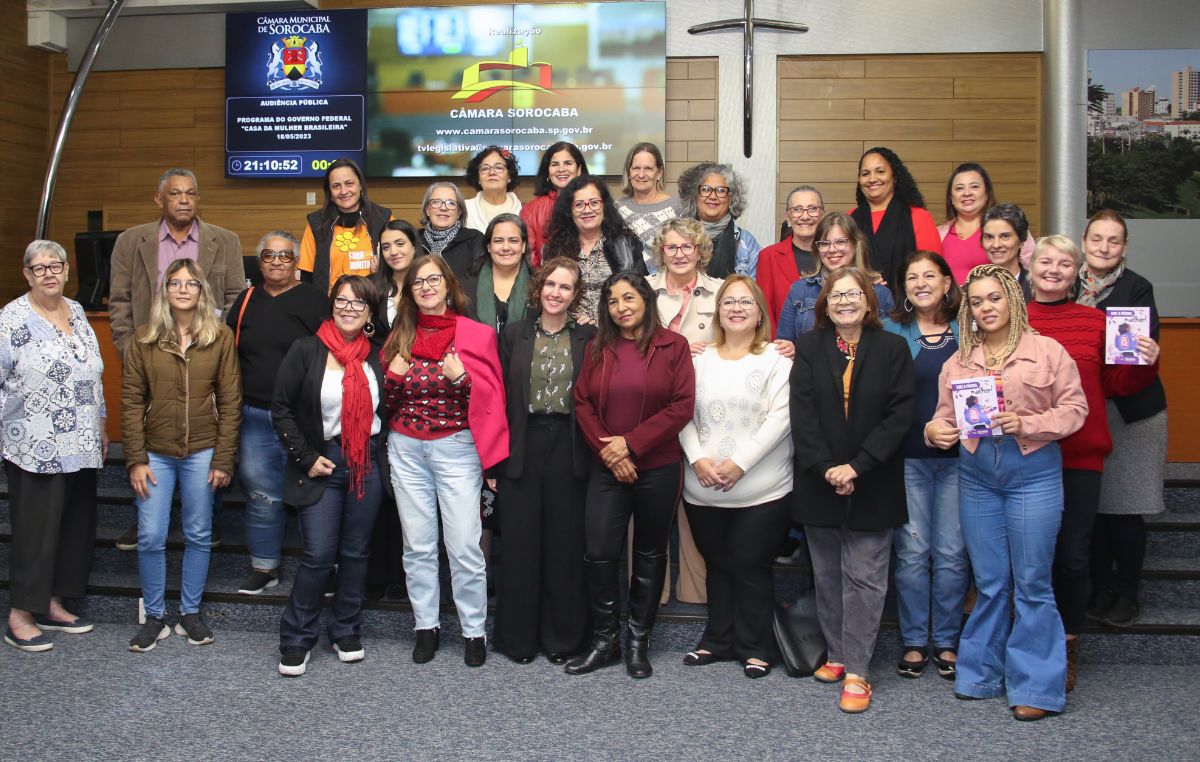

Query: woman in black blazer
[271,275,390,677]
[493,256,597,664]
[790,265,915,714]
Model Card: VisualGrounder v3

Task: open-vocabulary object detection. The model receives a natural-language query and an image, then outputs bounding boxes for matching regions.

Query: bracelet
[449,371,468,386]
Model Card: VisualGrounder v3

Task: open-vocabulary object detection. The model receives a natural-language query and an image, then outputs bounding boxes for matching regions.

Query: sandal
[897,646,928,678]
[934,648,957,679]
[813,662,846,683]
[839,676,872,713]
[683,650,719,666]
[743,661,770,679]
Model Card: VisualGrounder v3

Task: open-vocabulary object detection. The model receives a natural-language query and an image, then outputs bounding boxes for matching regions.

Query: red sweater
[573,327,695,470]
[1027,300,1157,471]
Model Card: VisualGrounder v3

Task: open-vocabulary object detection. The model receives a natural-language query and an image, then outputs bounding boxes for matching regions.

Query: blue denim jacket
[731,221,762,278]
[776,275,895,342]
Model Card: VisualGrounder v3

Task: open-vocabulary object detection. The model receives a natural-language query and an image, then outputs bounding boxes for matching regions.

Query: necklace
[836,334,858,360]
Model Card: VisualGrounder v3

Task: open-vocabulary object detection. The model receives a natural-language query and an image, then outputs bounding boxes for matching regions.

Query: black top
[421,226,484,280]
[789,327,915,531]
[225,283,327,408]
[1092,267,1167,424]
[904,329,959,460]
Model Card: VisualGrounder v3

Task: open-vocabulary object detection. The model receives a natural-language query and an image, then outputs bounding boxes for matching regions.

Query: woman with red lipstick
[850,147,941,292]
[521,141,589,267]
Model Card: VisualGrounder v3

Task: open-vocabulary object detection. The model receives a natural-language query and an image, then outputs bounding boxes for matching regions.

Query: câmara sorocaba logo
[266,34,324,91]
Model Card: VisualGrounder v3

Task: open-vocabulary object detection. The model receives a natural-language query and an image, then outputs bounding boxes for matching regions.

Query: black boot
[565,559,622,675]
[625,549,667,679]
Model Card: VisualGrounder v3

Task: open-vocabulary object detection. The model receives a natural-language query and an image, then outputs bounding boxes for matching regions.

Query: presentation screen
[223,3,666,179]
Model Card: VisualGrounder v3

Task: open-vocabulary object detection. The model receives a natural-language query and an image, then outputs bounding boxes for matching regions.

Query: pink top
[928,332,1088,455]
[156,219,200,285]
[940,222,989,284]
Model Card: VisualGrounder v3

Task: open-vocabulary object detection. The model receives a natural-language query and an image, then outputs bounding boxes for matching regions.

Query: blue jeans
[895,458,969,650]
[956,438,1067,712]
[388,429,486,638]
[238,405,289,570]
[279,441,382,649]
[136,448,214,618]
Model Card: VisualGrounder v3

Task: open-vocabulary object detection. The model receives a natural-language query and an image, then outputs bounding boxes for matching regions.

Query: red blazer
[519,192,557,268]
[573,327,695,470]
[455,315,511,470]
[756,239,807,338]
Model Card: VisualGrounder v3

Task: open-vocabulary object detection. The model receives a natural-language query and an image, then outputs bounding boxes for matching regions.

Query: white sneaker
[279,647,310,677]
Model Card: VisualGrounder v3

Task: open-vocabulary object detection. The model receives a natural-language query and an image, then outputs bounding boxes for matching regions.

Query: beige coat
[109,219,244,357]
[646,271,724,345]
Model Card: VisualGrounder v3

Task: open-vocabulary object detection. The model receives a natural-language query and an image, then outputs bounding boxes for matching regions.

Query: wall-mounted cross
[688,0,809,158]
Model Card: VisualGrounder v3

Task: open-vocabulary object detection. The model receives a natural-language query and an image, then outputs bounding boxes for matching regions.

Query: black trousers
[584,461,683,562]
[495,415,589,659]
[685,497,790,663]
[366,494,406,592]
[5,460,98,614]
[1090,513,1146,597]
[1053,468,1103,635]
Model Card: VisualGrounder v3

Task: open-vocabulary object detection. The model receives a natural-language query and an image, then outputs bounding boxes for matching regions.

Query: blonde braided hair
[956,264,1034,368]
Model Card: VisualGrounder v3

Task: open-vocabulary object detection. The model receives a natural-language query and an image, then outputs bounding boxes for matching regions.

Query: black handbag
[773,592,828,677]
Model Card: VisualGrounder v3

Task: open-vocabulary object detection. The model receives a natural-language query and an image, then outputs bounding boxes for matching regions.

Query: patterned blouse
[574,237,612,324]
[0,295,106,473]
[529,318,574,415]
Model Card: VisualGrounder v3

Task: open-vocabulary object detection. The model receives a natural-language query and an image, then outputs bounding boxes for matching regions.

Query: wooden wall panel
[777,53,1041,233]
[1160,320,1200,462]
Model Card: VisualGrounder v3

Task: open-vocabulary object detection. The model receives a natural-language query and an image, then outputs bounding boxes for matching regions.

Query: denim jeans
[136,448,214,618]
[956,438,1067,712]
[894,458,968,650]
[279,440,382,649]
[238,404,289,570]
[388,429,486,638]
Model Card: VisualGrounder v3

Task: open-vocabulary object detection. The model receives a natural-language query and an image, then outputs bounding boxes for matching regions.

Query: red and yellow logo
[452,44,554,103]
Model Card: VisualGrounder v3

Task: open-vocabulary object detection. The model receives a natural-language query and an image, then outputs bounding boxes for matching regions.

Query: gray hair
[676,162,748,220]
[24,239,68,267]
[786,184,825,208]
[257,230,299,253]
[158,168,198,194]
[419,181,468,227]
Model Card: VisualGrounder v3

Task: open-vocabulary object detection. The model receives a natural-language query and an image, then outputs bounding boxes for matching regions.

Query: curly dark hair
[855,147,926,210]
[465,145,519,192]
[532,141,589,197]
[889,250,962,326]
[589,271,659,364]
[541,176,632,261]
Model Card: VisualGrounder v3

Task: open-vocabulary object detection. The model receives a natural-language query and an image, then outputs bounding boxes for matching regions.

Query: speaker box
[73,231,121,311]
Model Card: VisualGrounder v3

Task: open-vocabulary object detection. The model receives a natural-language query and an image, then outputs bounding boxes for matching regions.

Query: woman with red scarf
[381,254,509,668]
[271,274,388,677]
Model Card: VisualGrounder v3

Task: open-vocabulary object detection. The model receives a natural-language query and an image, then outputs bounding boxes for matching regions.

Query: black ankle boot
[565,559,622,675]
[625,549,667,679]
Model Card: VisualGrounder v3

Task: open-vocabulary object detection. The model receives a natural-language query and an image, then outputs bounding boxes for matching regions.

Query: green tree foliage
[1088,136,1200,215]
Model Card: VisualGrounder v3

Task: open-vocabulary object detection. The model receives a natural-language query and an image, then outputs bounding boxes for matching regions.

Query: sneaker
[5,627,54,653]
[174,613,215,645]
[464,636,487,667]
[238,569,280,595]
[129,617,170,652]
[1101,594,1141,628]
[334,635,365,663]
[34,614,94,634]
[115,523,139,552]
[279,646,310,677]
[412,627,440,663]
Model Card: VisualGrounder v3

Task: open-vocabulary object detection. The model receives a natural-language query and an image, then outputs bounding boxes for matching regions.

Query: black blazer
[496,316,596,480]
[271,335,390,507]
[789,326,914,531]
[421,226,484,280]
[1093,267,1167,423]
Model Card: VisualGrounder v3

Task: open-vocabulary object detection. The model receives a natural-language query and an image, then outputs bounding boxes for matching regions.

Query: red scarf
[411,311,457,361]
[317,319,373,497]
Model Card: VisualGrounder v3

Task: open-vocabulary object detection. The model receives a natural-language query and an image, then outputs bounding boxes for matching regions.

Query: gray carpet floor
[1,625,1196,761]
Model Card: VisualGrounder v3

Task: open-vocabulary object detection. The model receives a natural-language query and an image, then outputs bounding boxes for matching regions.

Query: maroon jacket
[573,327,695,471]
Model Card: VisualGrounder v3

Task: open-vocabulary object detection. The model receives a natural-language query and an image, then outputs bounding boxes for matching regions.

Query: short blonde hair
[650,217,713,272]
[711,275,771,353]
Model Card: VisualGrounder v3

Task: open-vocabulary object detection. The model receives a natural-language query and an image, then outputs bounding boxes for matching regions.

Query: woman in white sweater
[678,275,793,678]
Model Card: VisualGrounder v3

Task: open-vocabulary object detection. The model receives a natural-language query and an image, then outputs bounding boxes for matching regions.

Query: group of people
[0,141,1167,723]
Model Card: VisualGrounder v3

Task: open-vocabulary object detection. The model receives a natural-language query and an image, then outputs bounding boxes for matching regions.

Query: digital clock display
[229,157,304,175]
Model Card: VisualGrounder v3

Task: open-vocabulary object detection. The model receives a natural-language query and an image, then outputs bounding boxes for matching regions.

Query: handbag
[773,591,828,677]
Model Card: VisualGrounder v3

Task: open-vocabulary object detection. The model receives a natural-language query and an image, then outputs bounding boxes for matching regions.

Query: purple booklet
[951,376,1002,439]
[1105,307,1150,365]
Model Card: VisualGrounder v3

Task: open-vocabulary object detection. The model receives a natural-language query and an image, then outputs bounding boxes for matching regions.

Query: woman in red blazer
[757,185,826,337]
[566,272,695,679]
[381,254,509,668]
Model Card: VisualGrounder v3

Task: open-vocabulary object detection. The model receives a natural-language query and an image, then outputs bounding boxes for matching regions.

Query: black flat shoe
[897,646,928,678]
[934,648,957,679]
[546,652,571,665]
[743,661,770,679]
[683,650,719,666]
[509,653,537,665]
[412,627,440,664]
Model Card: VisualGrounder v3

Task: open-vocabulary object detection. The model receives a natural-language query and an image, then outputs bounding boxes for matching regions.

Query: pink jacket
[929,331,1088,455]
[455,316,510,469]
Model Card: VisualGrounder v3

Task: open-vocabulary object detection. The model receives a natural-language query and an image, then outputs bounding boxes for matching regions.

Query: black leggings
[1090,513,1147,597]
[1053,468,1102,635]
[584,461,682,562]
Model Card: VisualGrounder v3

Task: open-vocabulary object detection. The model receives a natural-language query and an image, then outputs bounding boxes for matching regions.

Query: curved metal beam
[36,0,128,240]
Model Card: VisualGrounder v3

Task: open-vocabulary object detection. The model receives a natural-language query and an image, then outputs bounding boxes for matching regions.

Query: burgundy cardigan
[573,326,695,470]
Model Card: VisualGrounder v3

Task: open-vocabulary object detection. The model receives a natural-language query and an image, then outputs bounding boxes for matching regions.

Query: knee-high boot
[626,549,667,678]
[564,559,622,675]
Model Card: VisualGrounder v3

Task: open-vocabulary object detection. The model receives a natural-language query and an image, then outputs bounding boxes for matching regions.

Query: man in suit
[109,168,244,356]
[108,168,244,550]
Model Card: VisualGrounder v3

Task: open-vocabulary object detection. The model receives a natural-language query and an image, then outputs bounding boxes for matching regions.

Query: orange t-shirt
[298,222,377,292]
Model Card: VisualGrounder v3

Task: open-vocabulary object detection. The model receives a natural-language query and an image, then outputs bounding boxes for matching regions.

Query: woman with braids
[676,161,761,279]
[850,147,941,292]
[925,264,1087,722]
[540,176,647,324]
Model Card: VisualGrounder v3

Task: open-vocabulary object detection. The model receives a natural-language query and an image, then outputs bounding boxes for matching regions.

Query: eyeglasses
[719,297,757,310]
[412,274,444,290]
[479,163,507,175]
[787,205,824,217]
[573,199,603,212]
[260,249,295,263]
[827,289,864,303]
[333,296,368,312]
[26,261,66,277]
[815,238,852,252]
[427,199,459,210]
[166,279,202,292]
[662,243,696,257]
[698,185,730,198]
